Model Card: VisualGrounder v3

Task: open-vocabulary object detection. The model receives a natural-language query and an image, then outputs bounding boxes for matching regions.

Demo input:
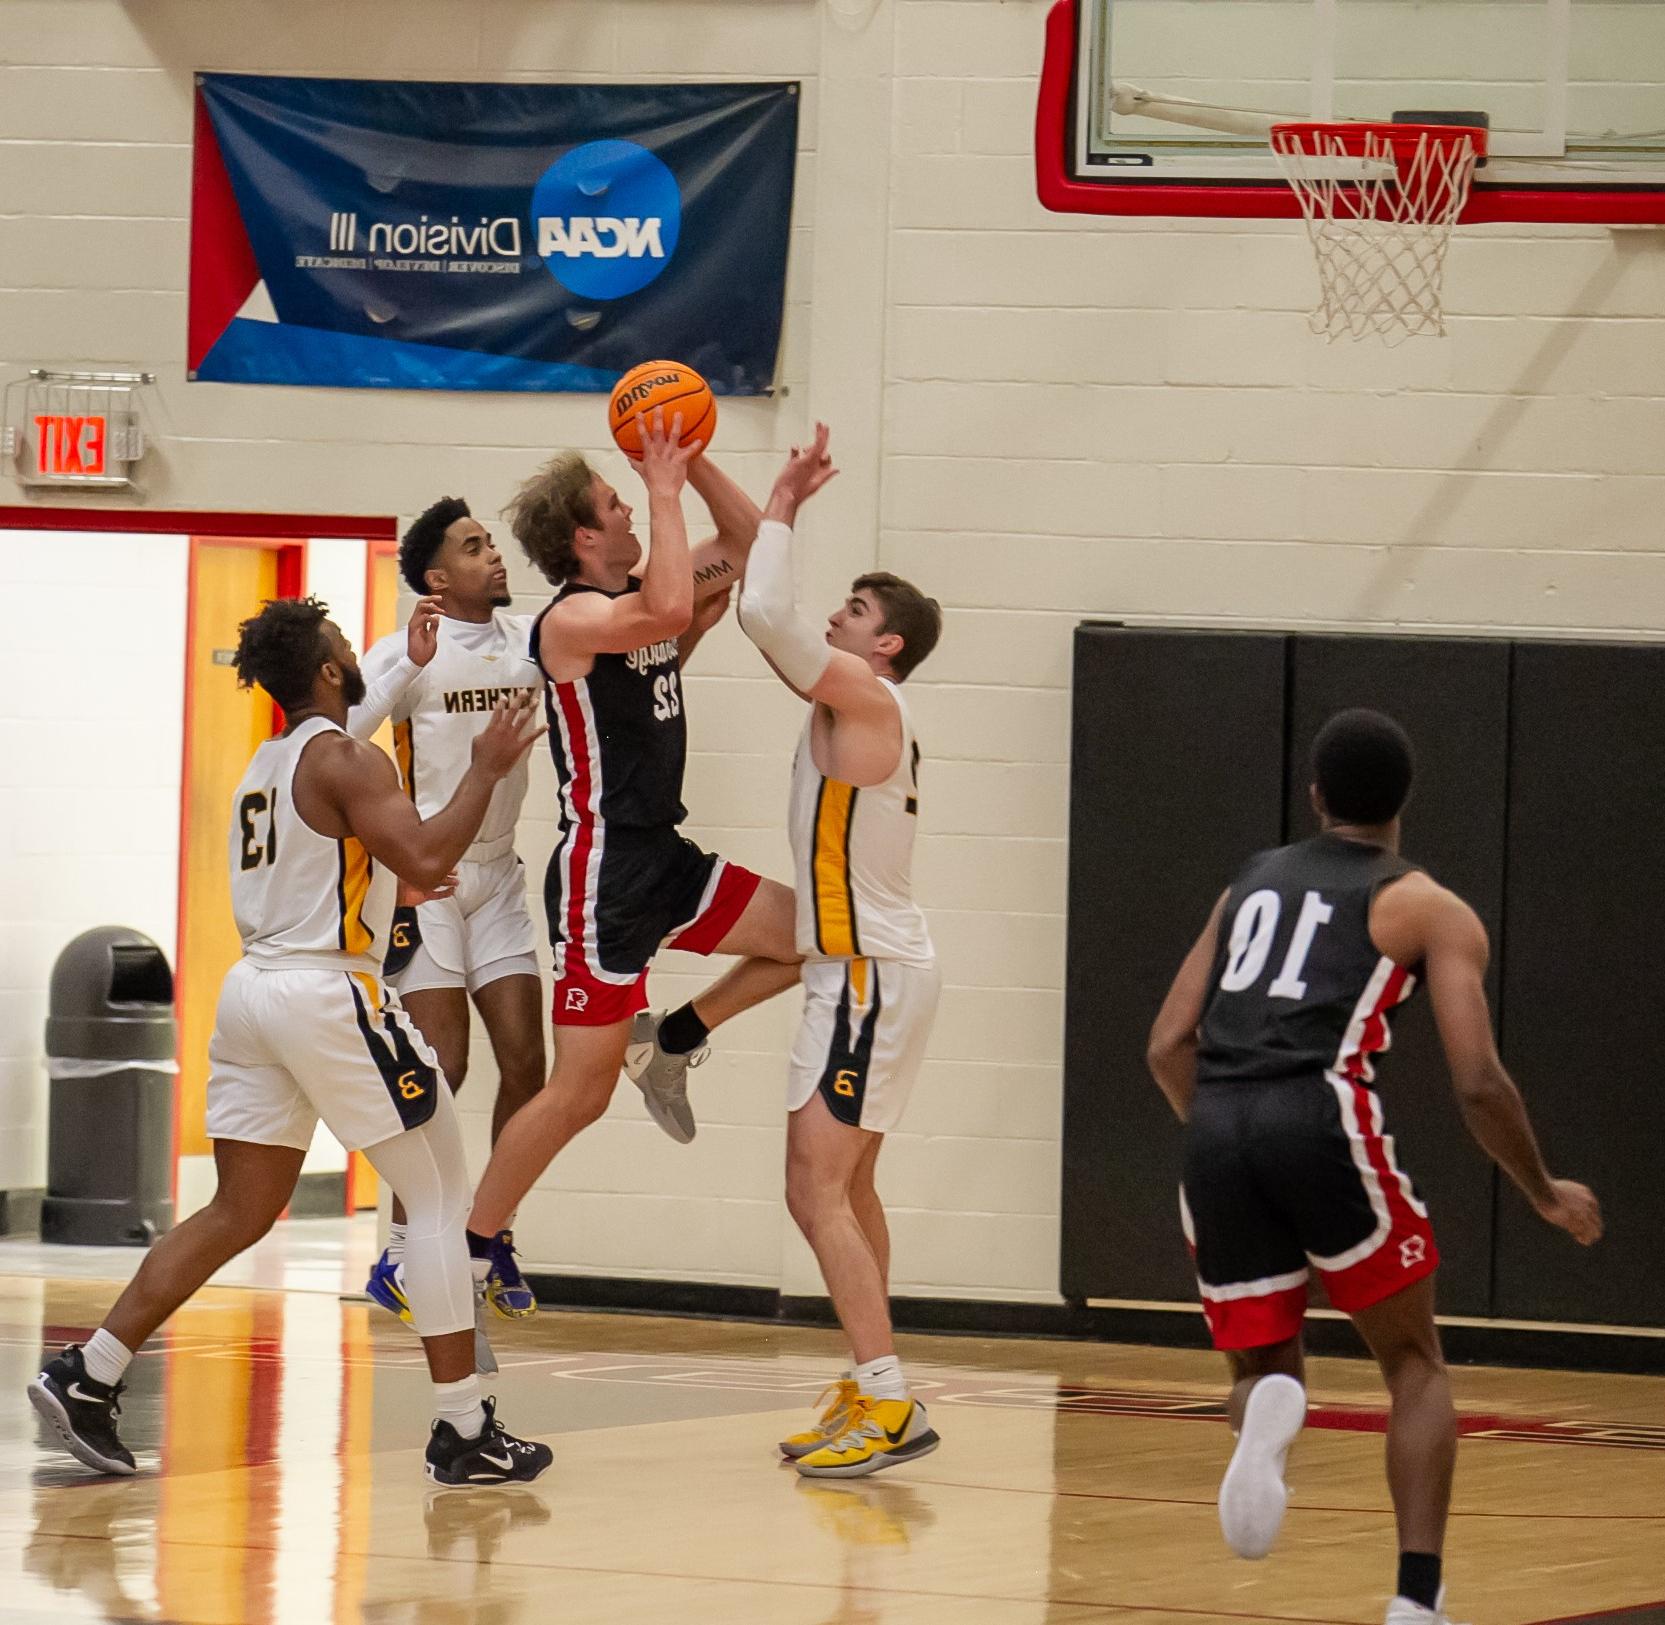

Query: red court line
[907,1478,1665,1522]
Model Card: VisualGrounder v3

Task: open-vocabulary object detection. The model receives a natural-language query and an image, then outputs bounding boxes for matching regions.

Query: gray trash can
[41,927,177,1246]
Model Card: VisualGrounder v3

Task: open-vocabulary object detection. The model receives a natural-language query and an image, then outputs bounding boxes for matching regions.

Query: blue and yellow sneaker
[484,1231,536,1320]
[793,1395,940,1479]
[365,1249,413,1323]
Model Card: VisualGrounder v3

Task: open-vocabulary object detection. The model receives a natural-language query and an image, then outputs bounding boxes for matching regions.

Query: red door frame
[0,507,397,1211]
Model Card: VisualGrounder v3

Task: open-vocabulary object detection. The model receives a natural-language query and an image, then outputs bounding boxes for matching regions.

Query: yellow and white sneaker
[780,1378,860,1460]
[793,1395,940,1479]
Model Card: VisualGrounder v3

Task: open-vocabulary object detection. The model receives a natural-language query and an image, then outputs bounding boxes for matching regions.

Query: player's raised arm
[1372,874,1603,1245]
[686,454,762,603]
[738,425,893,721]
[307,694,543,892]
[345,595,441,740]
[1147,892,1228,1123]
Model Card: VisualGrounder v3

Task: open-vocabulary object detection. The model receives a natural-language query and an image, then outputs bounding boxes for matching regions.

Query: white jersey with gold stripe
[360,612,540,864]
[229,717,393,974]
[789,680,933,966]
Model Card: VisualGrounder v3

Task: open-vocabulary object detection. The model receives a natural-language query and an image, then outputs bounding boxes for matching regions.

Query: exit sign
[35,414,108,478]
[3,369,150,488]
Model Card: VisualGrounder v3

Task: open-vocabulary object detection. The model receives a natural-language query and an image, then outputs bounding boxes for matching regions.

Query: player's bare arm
[679,586,732,668]
[1147,892,1228,1123]
[686,454,763,604]
[1370,873,1602,1245]
[295,695,543,893]
[540,409,698,679]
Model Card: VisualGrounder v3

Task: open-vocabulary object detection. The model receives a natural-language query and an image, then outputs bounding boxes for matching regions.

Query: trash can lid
[46,927,175,1062]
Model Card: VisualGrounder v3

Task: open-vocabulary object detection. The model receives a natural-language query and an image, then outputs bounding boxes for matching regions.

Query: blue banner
[189,75,799,394]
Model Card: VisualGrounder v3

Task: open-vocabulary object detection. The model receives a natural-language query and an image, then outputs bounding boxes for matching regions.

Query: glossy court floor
[1,1221,1660,1625]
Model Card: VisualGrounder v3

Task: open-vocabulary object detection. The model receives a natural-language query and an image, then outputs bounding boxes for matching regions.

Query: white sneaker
[1218,1373,1306,1559]
[1385,1590,1466,1625]
[624,1009,704,1144]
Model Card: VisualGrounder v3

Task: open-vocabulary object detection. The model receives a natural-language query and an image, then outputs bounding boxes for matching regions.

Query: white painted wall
[5,0,1663,1300]
[0,531,188,1193]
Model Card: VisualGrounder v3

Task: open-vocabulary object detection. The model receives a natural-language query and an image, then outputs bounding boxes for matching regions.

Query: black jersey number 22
[1220,888,1332,1002]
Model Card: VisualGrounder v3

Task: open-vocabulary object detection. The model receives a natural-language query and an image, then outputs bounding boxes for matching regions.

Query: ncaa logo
[532,140,681,300]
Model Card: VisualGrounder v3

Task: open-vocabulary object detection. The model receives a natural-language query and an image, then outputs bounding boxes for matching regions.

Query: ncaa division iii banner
[188,75,798,394]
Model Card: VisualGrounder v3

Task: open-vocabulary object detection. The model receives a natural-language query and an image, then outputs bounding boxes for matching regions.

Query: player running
[1147,708,1601,1625]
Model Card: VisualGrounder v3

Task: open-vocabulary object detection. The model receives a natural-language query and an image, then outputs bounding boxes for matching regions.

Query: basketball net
[1271,121,1485,343]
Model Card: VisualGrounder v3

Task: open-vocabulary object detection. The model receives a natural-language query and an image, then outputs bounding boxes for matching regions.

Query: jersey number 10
[1220,888,1333,1001]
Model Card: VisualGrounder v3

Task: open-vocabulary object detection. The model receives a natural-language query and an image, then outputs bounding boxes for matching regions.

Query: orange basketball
[608,360,716,460]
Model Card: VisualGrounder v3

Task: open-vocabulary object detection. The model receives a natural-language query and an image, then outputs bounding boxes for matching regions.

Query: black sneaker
[27,1346,137,1476]
[424,1397,552,1487]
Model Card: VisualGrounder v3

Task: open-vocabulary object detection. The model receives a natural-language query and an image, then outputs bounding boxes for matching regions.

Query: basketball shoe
[364,1249,413,1323]
[1385,1592,1466,1625]
[793,1395,940,1479]
[780,1377,860,1459]
[625,1009,704,1143]
[1218,1373,1306,1559]
[28,1346,136,1476]
[425,1398,552,1487]
[484,1231,537,1319]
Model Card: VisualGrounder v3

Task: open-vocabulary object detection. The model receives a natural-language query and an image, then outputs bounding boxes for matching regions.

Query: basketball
[608,360,716,459]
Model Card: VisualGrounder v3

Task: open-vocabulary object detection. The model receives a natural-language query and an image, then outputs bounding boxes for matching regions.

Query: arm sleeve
[346,635,421,741]
[736,519,833,693]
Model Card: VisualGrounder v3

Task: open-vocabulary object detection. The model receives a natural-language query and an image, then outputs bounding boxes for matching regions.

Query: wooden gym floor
[2,1245,1661,1624]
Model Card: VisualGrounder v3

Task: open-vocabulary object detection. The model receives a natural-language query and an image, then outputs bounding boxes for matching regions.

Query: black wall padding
[1496,644,1665,1326]
[1062,626,1286,1302]
[1284,636,1509,1316]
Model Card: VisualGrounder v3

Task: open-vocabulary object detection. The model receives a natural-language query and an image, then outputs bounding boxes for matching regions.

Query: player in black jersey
[463,410,803,1244]
[1148,709,1601,1625]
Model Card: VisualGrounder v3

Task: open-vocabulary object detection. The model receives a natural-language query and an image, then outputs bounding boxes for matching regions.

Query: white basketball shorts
[206,959,445,1152]
[394,851,539,997]
[787,956,941,1134]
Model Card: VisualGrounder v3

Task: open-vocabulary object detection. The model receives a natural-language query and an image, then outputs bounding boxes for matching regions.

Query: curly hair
[400,496,472,594]
[232,596,332,710]
[851,572,943,681]
[503,452,598,585]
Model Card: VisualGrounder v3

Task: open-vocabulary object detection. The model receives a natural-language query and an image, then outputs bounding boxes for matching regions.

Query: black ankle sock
[465,1229,496,1261]
[658,1002,710,1056]
[1397,1552,1441,1611]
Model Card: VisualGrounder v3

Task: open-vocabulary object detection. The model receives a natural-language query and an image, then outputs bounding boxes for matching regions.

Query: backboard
[1036,0,1665,222]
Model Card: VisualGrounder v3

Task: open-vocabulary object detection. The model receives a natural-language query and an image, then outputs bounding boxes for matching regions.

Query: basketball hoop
[1271,121,1487,343]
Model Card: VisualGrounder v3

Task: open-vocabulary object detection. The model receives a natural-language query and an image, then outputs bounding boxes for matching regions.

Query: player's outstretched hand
[637,406,701,500]
[767,422,838,524]
[1533,1178,1603,1245]
[470,690,545,780]
[406,595,443,668]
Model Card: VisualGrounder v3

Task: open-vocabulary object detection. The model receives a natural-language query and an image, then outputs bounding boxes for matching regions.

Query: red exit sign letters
[34,413,108,478]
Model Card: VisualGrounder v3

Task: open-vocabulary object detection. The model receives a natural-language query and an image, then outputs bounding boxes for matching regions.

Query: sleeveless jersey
[363,612,540,864]
[1196,833,1420,1089]
[789,681,933,965]
[229,717,394,973]
[534,579,686,830]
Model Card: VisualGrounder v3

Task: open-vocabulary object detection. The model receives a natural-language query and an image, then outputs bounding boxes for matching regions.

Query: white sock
[81,1329,133,1387]
[386,1222,408,1264]
[853,1354,906,1401]
[470,1255,492,1287]
[433,1374,486,1440]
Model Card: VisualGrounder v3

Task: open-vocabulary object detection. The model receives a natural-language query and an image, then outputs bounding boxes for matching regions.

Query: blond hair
[504,452,598,585]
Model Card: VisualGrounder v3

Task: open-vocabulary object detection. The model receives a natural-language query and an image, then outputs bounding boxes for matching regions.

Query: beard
[341,665,367,708]
[489,592,513,608]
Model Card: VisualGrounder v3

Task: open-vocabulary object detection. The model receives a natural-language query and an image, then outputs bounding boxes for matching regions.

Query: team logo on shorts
[396,1070,425,1101]
[832,1069,859,1098]
[1399,1235,1427,1268]
[564,987,590,1012]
